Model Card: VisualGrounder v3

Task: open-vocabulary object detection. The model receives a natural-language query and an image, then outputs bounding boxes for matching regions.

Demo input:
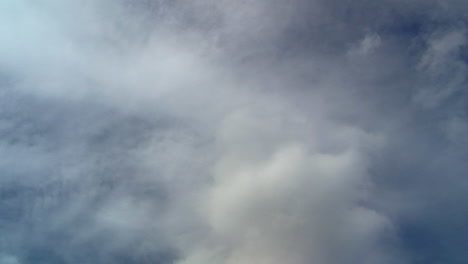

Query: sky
[0,0,466,264]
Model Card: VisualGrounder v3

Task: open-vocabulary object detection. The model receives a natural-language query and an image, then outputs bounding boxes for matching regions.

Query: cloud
[0,1,466,264]
[414,29,466,108]
[175,108,400,264]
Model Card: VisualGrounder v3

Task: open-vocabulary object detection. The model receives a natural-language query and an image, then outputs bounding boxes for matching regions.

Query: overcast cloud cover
[0,0,466,264]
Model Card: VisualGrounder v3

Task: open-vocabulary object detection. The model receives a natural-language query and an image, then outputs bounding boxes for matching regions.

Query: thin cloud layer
[0,1,466,264]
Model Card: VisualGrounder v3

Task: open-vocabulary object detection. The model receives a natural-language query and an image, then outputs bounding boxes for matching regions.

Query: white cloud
[173,107,400,264]
[0,1,465,264]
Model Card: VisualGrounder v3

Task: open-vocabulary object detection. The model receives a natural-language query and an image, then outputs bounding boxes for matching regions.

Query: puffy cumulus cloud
[0,1,466,264]
[176,108,399,264]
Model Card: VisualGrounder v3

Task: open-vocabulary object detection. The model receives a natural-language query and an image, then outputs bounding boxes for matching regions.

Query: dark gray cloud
[0,1,466,264]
